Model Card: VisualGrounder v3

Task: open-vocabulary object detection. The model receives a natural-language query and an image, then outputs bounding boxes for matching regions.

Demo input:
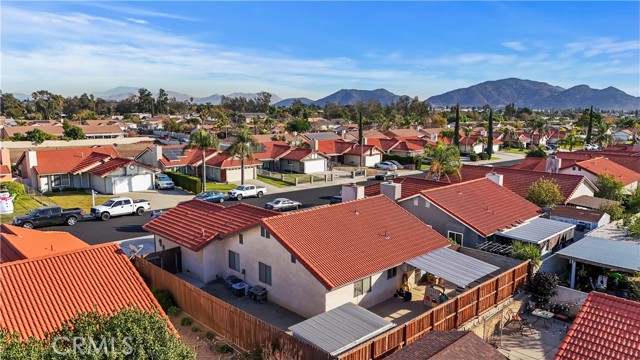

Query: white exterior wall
[567,182,596,200]
[325,267,405,312]
[155,235,206,283]
[560,167,638,194]
[224,167,257,183]
[301,158,326,173]
[344,153,382,167]
[89,174,108,194]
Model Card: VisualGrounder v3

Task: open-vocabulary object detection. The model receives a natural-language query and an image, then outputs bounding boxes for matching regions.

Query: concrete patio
[368,283,458,324]
[496,311,569,360]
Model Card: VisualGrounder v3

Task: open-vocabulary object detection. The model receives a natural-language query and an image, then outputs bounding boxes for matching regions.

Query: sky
[2,1,639,100]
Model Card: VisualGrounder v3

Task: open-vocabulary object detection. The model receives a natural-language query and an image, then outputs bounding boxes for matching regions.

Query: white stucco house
[143,195,452,318]
[559,157,640,194]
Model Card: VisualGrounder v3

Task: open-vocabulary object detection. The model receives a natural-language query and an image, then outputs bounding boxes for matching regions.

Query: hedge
[469,153,479,162]
[164,171,202,194]
[382,153,423,170]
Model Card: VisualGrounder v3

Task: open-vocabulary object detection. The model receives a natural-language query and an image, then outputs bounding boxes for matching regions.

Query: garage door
[303,159,326,173]
[111,174,153,194]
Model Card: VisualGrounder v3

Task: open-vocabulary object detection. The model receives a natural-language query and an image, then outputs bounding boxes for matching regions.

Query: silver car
[265,198,302,211]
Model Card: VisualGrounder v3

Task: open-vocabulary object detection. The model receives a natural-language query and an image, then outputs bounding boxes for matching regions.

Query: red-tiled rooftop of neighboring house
[143,199,279,251]
[261,195,450,289]
[364,177,448,199]
[206,154,262,168]
[555,291,640,360]
[0,165,11,175]
[384,128,425,138]
[0,243,166,340]
[386,331,506,360]
[454,165,596,202]
[575,157,640,186]
[366,138,400,151]
[252,142,292,160]
[87,158,158,177]
[344,144,381,155]
[417,178,541,237]
[19,146,119,175]
[281,147,319,161]
[550,206,607,223]
[316,139,355,155]
[0,224,89,263]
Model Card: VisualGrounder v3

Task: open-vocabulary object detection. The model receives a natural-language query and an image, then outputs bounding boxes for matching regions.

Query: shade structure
[497,217,575,244]
[555,236,640,273]
[406,247,500,288]
[289,303,395,356]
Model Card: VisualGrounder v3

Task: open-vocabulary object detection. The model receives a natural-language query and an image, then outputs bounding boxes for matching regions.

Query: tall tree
[137,88,154,114]
[453,103,460,147]
[188,129,219,193]
[424,143,462,181]
[558,128,584,152]
[585,106,594,144]
[228,127,258,185]
[486,108,494,157]
[156,89,169,115]
[31,90,64,119]
[526,178,564,207]
[463,126,473,152]
[1,93,26,119]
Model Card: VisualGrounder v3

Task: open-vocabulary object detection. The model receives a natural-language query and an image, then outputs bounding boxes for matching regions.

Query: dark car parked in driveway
[12,206,85,229]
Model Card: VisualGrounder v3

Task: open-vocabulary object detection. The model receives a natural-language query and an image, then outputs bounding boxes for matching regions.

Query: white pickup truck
[227,184,267,200]
[90,197,151,221]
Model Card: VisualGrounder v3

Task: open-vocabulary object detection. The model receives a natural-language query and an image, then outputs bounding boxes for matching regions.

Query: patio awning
[497,217,575,244]
[555,236,640,273]
[406,247,500,288]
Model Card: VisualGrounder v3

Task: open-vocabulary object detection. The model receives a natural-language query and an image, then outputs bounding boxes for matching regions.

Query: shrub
[527,272,559,304]
[469,153,479,162]
[479,152,490,160]
[205,331,215,340]
[52,188,61,192]
[152,289,174,311]
[61,187,78,192]
[191,326,200,333]
[511,241,541,267]
[216,343,233,354]
[382,154,415,165]
[164,171,202,194]
[0,182,26,196]
[526,146,547,158]
[180,317,193,326]
[167,306,180,316]
[413,157,423,170]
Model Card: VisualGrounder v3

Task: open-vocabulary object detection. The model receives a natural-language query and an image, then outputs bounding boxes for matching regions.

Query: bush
[52,188,61,193]
[216,343,233,354]
[164,171,202,194]
[479,152,490,160]
[205,331,215,340]
[511,241,541,267]
[180,317,193,326]
[382,154,415,165]
[526,146,547,158]
[191,326,200,333]
[167,306,180,316]
[469,153,479,162]
[413,157,423,170]
[61,187,78,192]
[0,182,26,196]
[152,289,174,311]
[527,272,559,304]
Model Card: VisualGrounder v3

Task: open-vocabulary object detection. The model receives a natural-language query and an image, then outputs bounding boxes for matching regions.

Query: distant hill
[313,88,402,106]
[427,78,640,110]
[274,97,314,107]
[93,86,139,101]
[88,87,281,105]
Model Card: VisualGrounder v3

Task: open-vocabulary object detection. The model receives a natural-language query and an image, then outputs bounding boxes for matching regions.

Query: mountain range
[92,86,283,104]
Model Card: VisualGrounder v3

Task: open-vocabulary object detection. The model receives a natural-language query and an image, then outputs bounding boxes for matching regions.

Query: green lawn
[490,156,501,160]
[205,183,238,191]
[501,148,527,154]
[47,192,111,212]
[257,175,292,188]
[0,195,42,223]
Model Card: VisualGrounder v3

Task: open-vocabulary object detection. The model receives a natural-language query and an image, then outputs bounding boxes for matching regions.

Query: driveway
[126,188,194,210]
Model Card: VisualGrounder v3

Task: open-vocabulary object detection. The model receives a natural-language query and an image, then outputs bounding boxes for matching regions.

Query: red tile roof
[281,147,325,161]
[316,139,356,155]
[154,145,218,167]
[87,158,158,177]
[455,165,596,202]
[0,224,89,263]
[416,179,541,237]
[253,142,292,160]
[206,154,262,168]
[0,165,10,175]
[386,331,505,360]
[384,129,425,138]
[575,152,640,173]
[19,147,120,175]
[366,138,401,151]
[143,200,279,251]
[555,292,640,360]
[68,152,113,174]
[261,195,449,289]
[392,139,426,152]
[574,157,640,186]
[0,243,165,340]
[364,177,448,199]
[510,157,549,172]
[344,144,382,155]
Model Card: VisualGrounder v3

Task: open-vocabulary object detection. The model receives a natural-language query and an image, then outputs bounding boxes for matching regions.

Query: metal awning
[555,236,640,273]
[289,303,395,356]
[406,247,500,288]
[497,217,575,244]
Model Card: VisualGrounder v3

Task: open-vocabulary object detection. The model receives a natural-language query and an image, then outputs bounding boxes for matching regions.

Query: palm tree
[188,129,220,193]
[463,126,473,152]
[228,127,259,185]
[593,122,614,149]
[215,113,232,138]
[424,143,462,181]
[558,128,584,152]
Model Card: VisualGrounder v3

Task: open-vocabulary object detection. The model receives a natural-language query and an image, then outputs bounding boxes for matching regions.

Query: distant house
[1,123,125,139]
[236,113,268,124]
[384,128,427,139]
[613,129,634,142]
[278,147,328,173]
[135,144,217,177]
[550,206,610,233]
[205,154,261,182]
[342,144,383,167]
[17,147,158,194]
[559,157,640,194]
[314,139,382,167]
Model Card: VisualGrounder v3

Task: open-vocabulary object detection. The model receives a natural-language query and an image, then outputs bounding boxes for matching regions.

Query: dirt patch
[7,141,154,163]
[170,312,249,360]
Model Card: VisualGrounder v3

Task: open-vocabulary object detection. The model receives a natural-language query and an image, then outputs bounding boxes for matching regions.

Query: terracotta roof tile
[555,292,640,360]
[316,139,355,155]
[0,165,11,175]
[510,157,550,172]
[386,331,505,360]
[364,177,448,199]
[551,206,607,223]
[384,129,425,138]
[281,148,325,161]
[0,243,166,340]
[417,179,541,237]
[366,138,400,151]
[22,147,120,175]
[0,224,89,263]
[69,152,113,174]
[87,158,159,177]
[261,195,449,289]
[252,142,292,160]
[575,157,640,186]
[143,200,279,251]
[206,154,262,168]
[157,145,218,167]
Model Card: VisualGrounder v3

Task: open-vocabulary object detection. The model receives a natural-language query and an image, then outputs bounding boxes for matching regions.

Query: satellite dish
[128,244,143,257]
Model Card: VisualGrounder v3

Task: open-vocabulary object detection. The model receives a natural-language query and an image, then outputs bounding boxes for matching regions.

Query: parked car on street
[374,161,398,170]
[329,195,342,204]
[195,191,228,203]
[12,206,84,229]
[375,171,399,180]
[265,198,302,211]
[155,174,175,189]
[90,197,151,221]
[228,184,267,200]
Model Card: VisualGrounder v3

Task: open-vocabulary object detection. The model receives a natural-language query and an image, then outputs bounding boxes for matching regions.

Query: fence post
[476,286,481,317]
[280,174,285,181]
[351,171,356,178]
[309,176,313,184]
[324,174,328,182]
[295,178,299,186]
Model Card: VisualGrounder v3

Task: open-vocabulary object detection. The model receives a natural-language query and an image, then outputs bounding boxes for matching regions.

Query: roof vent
[384,230,390,240]
[354,209,359,215]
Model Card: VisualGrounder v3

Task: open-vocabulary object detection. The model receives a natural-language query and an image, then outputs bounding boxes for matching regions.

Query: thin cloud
[126,18,149,25]
[88,3,198,22]
[502,41,527,51]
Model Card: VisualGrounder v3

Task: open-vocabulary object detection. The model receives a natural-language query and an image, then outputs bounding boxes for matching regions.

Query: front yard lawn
[501,148,527,154]
[47,192,111,212]
[256,175,292,188]
[0,195,42,223]
[205,183,238,192]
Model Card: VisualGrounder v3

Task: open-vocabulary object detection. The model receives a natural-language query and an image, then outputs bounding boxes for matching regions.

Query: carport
[406,247,499,289]
[496,217,575,254]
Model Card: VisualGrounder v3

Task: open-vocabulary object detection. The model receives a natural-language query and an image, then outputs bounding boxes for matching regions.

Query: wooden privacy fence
[133,257,334,360]
[338,260,530,360]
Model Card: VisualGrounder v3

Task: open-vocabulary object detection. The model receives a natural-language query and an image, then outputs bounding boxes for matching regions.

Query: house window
[413,198,419,206]
[228,250,240,271]
[239,234,243,244]
[291,254,296,264]
[260,226,271,239]
[259,262,272,285]
[425,201,430,208]
[353,277,372,297]
[287,160,293,165]
[387,267,397,280]
[448,231,463,245]
[51,174,70,187]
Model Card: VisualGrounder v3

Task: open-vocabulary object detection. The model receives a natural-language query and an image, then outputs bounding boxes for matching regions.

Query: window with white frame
[228,250,240,271]
[353,277,372,297]
[259,262,272,285]
[51,174,71,187]
[447,231,463,245]
[413,198,419,206]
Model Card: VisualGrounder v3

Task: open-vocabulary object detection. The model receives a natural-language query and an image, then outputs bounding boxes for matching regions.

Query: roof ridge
[0,242,116,267]
[420,177,486,193]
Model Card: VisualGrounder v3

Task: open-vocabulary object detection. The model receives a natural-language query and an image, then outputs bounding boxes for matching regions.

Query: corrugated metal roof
[406,247,500,288]
[289,303,395,356]
[555,236,640,272]
[498,217,575,244]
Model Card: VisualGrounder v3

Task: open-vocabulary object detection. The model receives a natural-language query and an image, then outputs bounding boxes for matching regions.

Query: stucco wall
[325,266,405,312]
[155,235,206,283]
[568,182,596,200]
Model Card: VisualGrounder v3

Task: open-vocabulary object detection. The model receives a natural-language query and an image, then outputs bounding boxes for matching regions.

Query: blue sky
[2,1,639,99]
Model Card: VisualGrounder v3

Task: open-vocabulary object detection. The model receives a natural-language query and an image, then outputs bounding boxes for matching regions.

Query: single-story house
[343,144,384,167]
[1,123,125,139]
[565,195,620,210]
[559,157,640,194]
[135,144,218,177]
[550,206,610,232]
[205,154,261,182]
[315,139,357,164]
[235,112,268,124]
[384,128,428,139]
[278,147,328,173]
[612,129,634,142]
[16,146,158,194]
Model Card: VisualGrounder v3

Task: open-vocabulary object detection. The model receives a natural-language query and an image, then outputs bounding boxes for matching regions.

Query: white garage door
[302,159,326,174]
[111,174,153,194]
